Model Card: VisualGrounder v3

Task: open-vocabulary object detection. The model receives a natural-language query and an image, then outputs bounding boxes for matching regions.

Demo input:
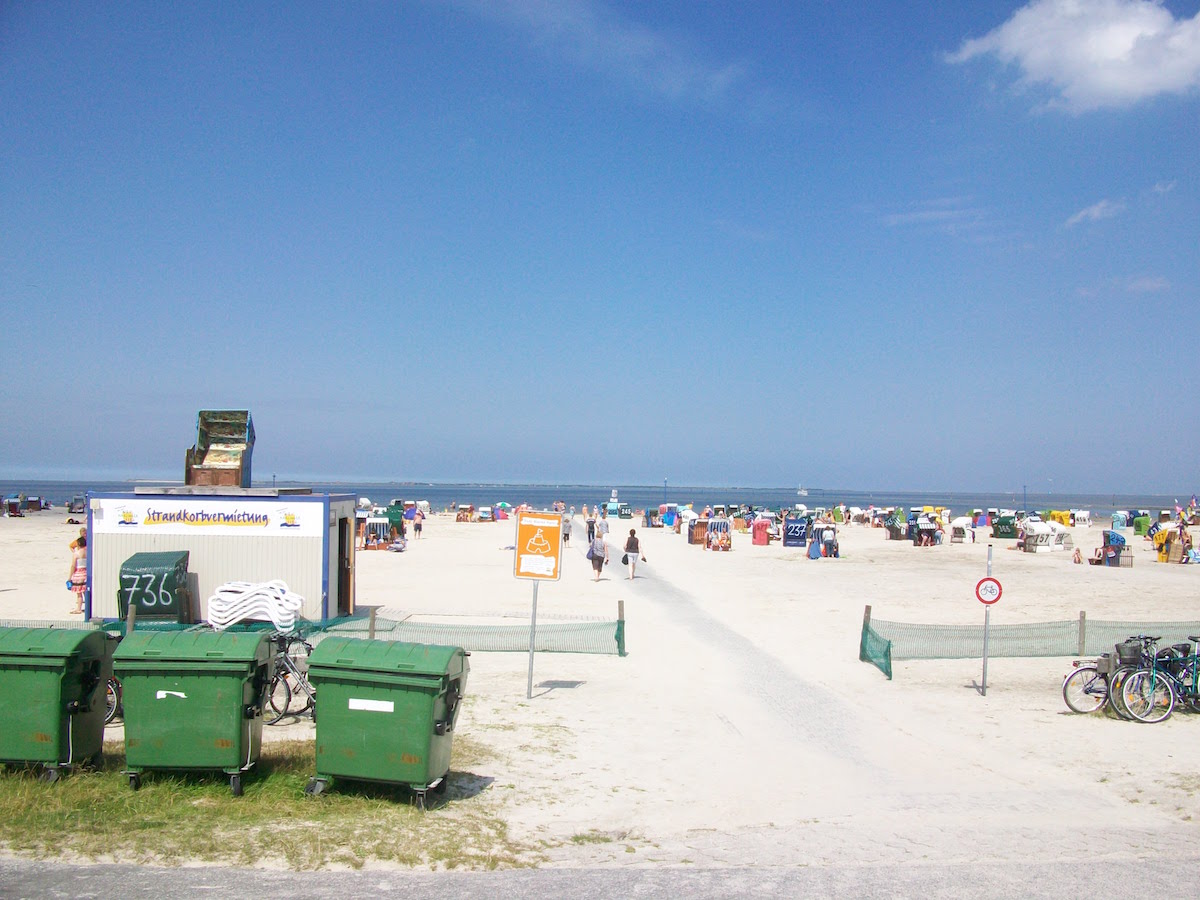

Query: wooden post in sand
[862,605,872,633]
[368,607,376,641]
[125,600,137,635]
[1077,610,1086,657]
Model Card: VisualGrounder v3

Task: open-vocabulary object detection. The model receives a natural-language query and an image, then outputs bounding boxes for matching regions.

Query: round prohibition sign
[975,577,1002,605]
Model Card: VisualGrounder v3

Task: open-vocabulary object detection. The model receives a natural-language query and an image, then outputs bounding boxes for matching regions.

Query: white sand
[3,510,1199,867]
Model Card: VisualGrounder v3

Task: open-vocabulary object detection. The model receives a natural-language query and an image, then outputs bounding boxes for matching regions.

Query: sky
[2,1,1197,492]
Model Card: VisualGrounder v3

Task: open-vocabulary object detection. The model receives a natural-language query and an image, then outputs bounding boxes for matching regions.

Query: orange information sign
[513,509,563,581]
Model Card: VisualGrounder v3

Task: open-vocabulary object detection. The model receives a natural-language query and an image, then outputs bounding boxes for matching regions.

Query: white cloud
[949,0,1200,111]
[1065,198,1125,226]
[1152,179,1177,193]
[882,196,980,226]
[1127,275,1171,292]
[461,0,747,104]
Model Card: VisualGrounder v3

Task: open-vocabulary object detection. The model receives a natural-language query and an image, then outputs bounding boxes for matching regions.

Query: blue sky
[2,1,1197,492]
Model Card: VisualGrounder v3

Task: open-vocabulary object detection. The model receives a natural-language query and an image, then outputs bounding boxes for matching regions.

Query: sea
[1,479,1190,520]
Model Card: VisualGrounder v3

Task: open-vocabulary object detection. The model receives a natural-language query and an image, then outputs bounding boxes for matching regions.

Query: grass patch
[570,830,615,845]
[0,737,537,870]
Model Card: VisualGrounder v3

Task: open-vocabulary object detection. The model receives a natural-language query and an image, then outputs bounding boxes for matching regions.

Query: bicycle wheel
[265,672,292,725]
[104,678,122,725]
[1063,666,1107,713]
[1107,666,1135,719]
[1122,670,1175,723]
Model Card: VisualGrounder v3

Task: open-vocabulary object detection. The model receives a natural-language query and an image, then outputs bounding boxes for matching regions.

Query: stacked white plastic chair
[207,580,304,632]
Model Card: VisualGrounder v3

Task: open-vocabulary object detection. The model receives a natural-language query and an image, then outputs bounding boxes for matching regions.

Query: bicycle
[265,632,316,725]
[1061,635,1159,717]
[1120,635,1200,724]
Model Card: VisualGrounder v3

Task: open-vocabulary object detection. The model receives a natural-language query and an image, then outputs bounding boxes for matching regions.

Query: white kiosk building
[87,487,357,622]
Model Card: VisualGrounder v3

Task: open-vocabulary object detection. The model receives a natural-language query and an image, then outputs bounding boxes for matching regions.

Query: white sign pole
[982,545,992,696]
[526,581,539,699]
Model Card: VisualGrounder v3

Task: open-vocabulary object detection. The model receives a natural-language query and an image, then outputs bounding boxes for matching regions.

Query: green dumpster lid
[0,626,104,659]
[113,629,267,663]
[309,638,464,677]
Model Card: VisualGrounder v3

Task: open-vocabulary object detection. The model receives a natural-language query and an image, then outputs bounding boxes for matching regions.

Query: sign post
[976,547,1002,696]
[513,509,564,699]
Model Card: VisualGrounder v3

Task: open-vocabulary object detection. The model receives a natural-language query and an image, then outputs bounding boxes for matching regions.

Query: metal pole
[982,544,992,696]
[526,581,539,699]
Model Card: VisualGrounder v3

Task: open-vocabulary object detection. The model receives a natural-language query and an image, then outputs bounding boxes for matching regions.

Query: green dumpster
[0,626,114,780]
[118,551,193,622]
[113,630,272,795]
[305,639,469,804]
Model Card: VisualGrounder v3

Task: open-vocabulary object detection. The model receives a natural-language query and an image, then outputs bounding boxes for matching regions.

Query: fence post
[368,607,376,640]
[616,601,626,657]
[1078,610,1086,657]
[863,604,872,632]
[125,600,137,636]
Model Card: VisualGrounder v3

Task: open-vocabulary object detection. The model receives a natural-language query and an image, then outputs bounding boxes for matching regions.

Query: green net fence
[860,610,1200,679]
[0,615,627,657]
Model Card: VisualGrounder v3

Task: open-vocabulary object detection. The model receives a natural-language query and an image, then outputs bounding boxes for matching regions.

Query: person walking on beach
[586,512,596,543]
[562,512,571,545]
[413,509,424,539]
[597,510,610,538]
[589,531,609,581]
[67,533,88,614]
[624,528,645,579]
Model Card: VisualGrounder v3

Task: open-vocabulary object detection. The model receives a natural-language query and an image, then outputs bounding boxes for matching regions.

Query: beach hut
[364,516,391,548]
[912,516,938,546]
[1133,515,1152,536]
[1022,520,1053,552]
[992,516,1019,539]
[950,516,974,543]
[1071,509,1091,528]
[88,487,357,622]
[707,518,732,551]
[1111,511,1127,530]
[184,410,255,489]
[751,517,771,546]
[1049,521,1074,551]
[1091,530,1131,567]
[1048,510,1072,527]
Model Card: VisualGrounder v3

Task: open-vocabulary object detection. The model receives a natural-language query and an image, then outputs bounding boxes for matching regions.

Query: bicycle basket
[1115,642,1142,666]
[1094,653,1115,675]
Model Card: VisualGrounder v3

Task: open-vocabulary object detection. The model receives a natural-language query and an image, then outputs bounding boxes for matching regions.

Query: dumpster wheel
[230,774,243,797]
[128,773,141,791]
[38,767,60,784]
[304,777,328,797]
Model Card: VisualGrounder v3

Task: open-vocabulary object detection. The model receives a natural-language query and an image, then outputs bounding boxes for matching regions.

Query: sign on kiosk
[514,509,563,581]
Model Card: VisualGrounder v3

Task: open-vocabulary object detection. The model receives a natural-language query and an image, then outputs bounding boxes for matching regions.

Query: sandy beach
[2,509,1199,868]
